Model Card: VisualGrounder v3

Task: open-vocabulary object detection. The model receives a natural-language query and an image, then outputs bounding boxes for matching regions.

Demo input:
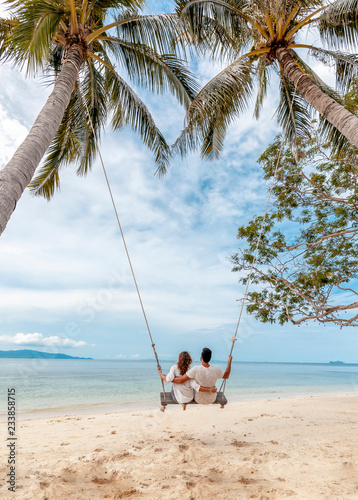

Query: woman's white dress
[165,364,200,404]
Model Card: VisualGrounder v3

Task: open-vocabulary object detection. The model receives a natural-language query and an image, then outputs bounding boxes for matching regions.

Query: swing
[160,391,227,409]
[76,64,289,412]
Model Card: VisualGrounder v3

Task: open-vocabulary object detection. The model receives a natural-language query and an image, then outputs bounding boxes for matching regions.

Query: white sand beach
[1,393,358,499]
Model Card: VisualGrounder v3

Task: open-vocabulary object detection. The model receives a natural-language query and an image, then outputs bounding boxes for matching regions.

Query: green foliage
[232,131,358,327]
[2,0,199,197]
[173,56,254,159]
[319,0,358,49]
[173,0,358,159]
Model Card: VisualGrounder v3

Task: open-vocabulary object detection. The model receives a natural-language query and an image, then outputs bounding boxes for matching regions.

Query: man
[173,348,233,404]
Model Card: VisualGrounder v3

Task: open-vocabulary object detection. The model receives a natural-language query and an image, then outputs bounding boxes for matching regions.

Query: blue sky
[0,1,357,363]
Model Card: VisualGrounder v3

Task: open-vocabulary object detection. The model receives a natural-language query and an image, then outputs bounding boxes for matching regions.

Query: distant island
[0,349,92,359]
[329,360,358,366]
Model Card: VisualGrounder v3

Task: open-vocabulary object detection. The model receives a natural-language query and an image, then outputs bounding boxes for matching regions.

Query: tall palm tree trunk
[0,46,84,236]
[276,47,358,148]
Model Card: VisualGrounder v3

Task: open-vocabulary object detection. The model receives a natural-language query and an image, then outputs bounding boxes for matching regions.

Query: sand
[1,393,358,500]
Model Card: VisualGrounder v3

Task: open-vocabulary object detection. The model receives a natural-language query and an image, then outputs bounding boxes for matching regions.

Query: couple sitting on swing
[158,347,233,410]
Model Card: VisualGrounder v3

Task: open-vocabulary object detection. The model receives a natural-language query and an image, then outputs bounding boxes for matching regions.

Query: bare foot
[182,404,187,411]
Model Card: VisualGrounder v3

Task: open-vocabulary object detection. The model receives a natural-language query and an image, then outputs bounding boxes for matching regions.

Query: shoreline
[1,388,356,421]
[4,393,358,499]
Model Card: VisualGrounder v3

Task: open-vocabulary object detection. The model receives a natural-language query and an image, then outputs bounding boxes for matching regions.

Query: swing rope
[219,90,298,396]
[75,74,166,396]
[70,57,298,403]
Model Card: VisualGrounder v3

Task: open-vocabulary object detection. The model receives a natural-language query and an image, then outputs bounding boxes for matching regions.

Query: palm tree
[0,0,198,235]
[173,0,358,159]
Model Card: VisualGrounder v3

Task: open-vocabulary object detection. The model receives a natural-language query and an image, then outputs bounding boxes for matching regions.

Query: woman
[158,351,216,410]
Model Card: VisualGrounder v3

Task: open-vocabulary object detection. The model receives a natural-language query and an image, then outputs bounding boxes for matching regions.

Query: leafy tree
[232,128,358,327]
[173,0,358,159]
[0,0,198,235]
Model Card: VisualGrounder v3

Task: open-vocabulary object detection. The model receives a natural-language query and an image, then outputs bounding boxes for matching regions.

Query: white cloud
[0,332,87,348]
[0,65,279,358]
[0,101,28,166]
[0,10,355,363]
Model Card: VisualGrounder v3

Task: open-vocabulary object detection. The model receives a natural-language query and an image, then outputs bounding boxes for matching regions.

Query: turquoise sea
[0,359,357,417]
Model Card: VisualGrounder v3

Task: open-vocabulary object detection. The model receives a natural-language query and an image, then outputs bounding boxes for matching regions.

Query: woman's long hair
[177,351,192,375]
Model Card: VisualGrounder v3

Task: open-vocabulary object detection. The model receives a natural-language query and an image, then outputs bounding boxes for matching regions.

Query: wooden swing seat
[160,391,227,409]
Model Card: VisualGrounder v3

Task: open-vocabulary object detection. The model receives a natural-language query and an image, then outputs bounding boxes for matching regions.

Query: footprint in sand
[92,476,111,484]
[232,440,249,447]
[238,476,255,484]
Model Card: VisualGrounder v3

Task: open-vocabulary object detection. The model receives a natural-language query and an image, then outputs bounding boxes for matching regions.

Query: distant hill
[0,349,92,359]
[329,360,358,366]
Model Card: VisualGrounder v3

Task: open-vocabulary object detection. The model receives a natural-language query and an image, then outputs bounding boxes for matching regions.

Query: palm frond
[48,44,64,75]
[91,0,144,12]
[106,69,171,174]
[0,16,18,62]
[28,84,83,199]
[200,118,227,159]
[310,47,358,93]
[114,9,241,62]
[185,13,241,60]
[29,56,110,197]
[175,0,253,47]
[254,57,269,119]
[115,12,187,55]
[276,69,312,142]
[318,0,358,49]
[99,37,199,108]
[76,58,108,175]
[173,56,254,159]
[7,0,65,72]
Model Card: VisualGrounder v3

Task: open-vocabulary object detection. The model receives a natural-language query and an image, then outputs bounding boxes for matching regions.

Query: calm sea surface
[0,359,357,416]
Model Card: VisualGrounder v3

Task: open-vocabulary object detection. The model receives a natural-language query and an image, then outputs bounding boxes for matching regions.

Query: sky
[0,1,357,363]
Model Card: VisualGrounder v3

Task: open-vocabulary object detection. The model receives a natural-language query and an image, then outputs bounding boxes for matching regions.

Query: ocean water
[0,359,357,416]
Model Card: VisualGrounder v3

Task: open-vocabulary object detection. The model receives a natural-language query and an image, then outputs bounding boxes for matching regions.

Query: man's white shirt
[186,365,224,404]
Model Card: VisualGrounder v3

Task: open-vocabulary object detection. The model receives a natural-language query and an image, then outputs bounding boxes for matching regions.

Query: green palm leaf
[276,70,312,142]
[7,0,65,72]
[176,0,252,47]
[99,37,199,108]
[173,56,254,159]
[254,58,269,119]
[115,12,187,54]
[310,47,358,93]
[319,0,358,49]
[28,84,83,198]
[107,68,171,175]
